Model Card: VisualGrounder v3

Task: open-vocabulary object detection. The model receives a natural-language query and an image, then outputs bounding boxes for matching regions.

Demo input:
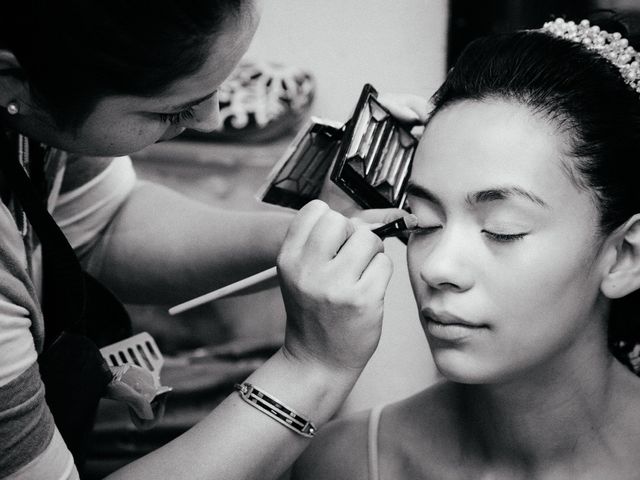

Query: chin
[430,348,503,384]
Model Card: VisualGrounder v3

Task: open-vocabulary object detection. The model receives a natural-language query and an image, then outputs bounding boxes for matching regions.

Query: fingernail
[410,111,421,121]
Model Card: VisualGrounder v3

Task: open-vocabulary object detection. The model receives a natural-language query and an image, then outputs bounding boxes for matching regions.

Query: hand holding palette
[257,84,419,210]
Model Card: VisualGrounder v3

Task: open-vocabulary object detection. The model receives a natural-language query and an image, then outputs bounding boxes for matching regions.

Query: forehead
[411,99,578,203]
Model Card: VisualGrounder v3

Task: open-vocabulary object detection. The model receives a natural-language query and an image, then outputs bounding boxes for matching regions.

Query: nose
[415,227,474,293]
[186,94,221,132]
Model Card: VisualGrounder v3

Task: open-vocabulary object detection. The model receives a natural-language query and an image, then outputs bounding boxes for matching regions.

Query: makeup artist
[0,1,428,479]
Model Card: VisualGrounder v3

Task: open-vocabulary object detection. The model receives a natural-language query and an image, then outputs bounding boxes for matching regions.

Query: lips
[421,307,488,341]
[421,308,486,328]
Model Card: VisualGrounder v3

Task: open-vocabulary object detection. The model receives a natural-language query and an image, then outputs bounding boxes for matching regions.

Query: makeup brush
[369,214,417,238]
[168,214,418,315]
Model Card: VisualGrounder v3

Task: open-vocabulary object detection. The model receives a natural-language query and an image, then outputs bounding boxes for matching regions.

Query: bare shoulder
[377,381,472,479]
[385,379,459,425]
[291,409,371,480]
[291,382,466,480]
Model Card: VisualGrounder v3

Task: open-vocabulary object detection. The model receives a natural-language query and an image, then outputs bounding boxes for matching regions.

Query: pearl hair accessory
[541,18,640,95]
[6,102,19,115]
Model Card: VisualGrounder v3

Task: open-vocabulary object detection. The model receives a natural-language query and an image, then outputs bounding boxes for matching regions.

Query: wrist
[244,347,361,425]
[280,340,367,379]
[257,209,295,259]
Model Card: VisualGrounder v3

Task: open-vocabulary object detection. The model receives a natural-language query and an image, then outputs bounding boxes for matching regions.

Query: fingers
[377,93,430,125]
[332,226,384,280]
[278,202,394,372]
[352,208,409,228]
[281,200,392,285]
[282,200,331,251]
[358,252,394,297]
[283,200,356,263]
[306,209,355,261]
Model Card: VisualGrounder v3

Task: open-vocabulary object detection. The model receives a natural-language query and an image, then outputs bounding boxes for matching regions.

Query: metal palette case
[258,84,418,210]
[330,84,418,209]
[257,118,344,209]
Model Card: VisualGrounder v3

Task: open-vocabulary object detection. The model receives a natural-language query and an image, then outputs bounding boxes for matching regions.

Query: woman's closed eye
[481,229,529,243]
[159,107,196,125]
[410,225,529,243]
[410,224,443,236]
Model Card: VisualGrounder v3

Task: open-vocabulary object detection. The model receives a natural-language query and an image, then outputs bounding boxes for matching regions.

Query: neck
[456,332,637,473]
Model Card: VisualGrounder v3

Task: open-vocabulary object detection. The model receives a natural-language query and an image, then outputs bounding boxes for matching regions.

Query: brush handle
[168,266,278,315]
[168,216,416,315]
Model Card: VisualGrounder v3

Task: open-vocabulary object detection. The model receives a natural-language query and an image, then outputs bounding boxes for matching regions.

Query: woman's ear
[601,214,640,299]
[0,50,28,111]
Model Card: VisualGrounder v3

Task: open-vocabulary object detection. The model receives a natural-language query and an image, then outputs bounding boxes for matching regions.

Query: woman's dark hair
[0,0,246,128]
[428,14,640,371]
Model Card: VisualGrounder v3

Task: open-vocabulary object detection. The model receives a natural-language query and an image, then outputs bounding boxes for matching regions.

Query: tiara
[541,18,640,94]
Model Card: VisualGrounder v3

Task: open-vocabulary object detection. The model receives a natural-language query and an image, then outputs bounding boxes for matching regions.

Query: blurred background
[86,0,640,477]
[130,0,447,422]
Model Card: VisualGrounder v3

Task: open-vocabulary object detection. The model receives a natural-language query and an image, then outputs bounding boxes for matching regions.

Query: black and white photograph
[2,1,640,478]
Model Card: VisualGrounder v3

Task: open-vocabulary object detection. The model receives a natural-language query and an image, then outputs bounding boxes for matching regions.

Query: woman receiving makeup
[293,13,640,480]
[0,1,428,479]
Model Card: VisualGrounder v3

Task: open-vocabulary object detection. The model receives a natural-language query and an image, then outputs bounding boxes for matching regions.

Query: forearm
[105,348,360,480]
[103,201,391,480]
[84,181,294,304]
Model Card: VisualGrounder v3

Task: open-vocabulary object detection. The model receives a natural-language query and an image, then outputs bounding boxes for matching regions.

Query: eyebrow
[406,182,548,208]
[469,187,548,208]
[406,182,442,206]
[166,90,217,112]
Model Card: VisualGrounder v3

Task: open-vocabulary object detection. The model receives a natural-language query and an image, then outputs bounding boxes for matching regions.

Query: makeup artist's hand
[377,92,430,131]
[277,200,393,372]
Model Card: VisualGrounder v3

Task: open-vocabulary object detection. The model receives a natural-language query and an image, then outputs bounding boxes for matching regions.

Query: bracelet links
[234,382,317,438]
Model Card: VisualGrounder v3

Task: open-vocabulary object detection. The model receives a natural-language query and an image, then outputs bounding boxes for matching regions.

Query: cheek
[79,120,166,156]
[488,233,602,349]
[494,194,603,327]
[407,242,428,302]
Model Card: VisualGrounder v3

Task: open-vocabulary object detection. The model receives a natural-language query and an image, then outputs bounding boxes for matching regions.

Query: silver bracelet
[234,382,317,438]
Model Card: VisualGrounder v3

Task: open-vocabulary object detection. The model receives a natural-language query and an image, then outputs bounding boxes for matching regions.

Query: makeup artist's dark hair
[0,0,247,128]
[428,13,640,372]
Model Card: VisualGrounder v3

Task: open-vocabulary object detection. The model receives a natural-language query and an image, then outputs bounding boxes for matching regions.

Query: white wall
[246,0,448,121]
[245,0,448,414]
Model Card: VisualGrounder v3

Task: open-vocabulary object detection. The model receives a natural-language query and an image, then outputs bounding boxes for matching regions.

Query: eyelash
[481,230,527,243]
[159,107,195,125]
[411,226,442,236]
[411,226,527,243]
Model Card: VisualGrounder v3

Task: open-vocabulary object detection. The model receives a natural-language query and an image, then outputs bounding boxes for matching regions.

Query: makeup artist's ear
[601,214,640,299]
[0,50,30,113]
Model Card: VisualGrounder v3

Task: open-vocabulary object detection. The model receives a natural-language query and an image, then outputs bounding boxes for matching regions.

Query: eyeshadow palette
[257,118,344,210]
[258,84,418,210]
[330,84,418,209]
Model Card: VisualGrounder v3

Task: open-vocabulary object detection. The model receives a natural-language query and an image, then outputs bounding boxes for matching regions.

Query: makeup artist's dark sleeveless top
[0,128,132,473]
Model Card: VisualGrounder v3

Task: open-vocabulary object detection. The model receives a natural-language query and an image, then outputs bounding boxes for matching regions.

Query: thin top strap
[367,404,384,480]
